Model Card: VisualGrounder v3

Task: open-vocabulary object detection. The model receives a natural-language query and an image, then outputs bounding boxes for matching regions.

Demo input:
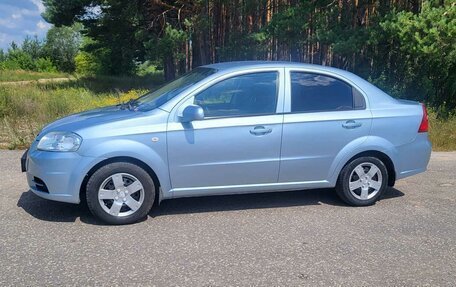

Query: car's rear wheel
[336,156,388,206]
[86,162,155,224]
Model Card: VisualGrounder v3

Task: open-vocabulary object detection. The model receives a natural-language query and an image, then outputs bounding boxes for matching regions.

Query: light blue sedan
[22,61,432,224]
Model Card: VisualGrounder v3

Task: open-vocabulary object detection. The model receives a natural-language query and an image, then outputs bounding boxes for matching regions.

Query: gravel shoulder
[0,150,455,286]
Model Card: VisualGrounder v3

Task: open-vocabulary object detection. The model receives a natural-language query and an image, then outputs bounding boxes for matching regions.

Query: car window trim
[193,108,369,122]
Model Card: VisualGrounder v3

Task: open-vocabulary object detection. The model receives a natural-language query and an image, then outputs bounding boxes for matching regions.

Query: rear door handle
[342,120,362,129]
[250,126,272,136]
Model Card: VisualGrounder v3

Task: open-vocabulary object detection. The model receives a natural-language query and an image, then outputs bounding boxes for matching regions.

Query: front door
[167,70,284,196]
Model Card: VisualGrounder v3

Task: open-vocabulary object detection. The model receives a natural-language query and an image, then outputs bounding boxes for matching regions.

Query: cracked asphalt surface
[1,150,455,286]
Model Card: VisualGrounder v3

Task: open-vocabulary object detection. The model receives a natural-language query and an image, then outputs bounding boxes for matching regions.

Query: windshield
[135,67,217,111]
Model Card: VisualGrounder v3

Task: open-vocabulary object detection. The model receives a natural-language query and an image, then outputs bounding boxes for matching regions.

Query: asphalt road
[1,150,455,286]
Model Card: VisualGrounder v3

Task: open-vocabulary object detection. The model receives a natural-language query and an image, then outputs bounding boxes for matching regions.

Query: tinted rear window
[291,72,364,113]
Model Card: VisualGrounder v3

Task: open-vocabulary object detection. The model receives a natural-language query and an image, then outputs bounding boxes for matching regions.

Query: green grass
[0,70,71,82]
[0,74,163,149]
[428,111,456,151]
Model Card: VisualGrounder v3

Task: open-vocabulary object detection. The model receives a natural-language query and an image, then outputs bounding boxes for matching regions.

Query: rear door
[279,69,372,183]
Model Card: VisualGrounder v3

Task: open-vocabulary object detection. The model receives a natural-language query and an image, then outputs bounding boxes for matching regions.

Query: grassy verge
[0,70,71,82]
[0,74,163,149]
[428,111,456,151]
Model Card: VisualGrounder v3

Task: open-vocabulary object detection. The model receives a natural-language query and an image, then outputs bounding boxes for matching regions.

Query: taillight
[418,104,429,133]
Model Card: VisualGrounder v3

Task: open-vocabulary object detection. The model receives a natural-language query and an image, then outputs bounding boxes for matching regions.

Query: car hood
[39,106,139,137]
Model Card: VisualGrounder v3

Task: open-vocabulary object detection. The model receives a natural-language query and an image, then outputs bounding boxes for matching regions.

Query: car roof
[203,61,343,73]
[202,61,372,87]
[203,61,289,70]
[202,61,372,92]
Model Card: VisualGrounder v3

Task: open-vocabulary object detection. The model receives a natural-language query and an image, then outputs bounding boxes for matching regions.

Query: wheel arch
[341,150,396,186]
[79,156,162,204]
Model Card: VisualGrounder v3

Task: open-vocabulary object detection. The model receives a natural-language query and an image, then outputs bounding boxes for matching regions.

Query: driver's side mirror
[180,104,205,122]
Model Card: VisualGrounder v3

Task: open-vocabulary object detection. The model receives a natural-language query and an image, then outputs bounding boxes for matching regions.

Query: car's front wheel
[336,156,388,206]
[86,162,155,224]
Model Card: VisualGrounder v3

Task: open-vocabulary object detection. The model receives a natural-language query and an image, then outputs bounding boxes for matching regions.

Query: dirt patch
[0,77,74,85]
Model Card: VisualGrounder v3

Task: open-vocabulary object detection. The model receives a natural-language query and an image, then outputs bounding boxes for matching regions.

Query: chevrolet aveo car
[22,61,431,224]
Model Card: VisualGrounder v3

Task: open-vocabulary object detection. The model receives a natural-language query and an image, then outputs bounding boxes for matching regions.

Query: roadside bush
[0,59,20,70]
[0,50,58,73]
[136,61,165,84]
[75,51,102,76]
[34,58,58,73]
[2,50,35,71]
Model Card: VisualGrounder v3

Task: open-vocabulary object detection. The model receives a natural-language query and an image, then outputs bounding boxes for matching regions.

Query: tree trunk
[163,54,176,81]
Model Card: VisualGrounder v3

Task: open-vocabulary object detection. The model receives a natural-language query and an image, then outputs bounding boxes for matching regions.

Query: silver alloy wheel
[348,162,383,200]
[98,173,145,217]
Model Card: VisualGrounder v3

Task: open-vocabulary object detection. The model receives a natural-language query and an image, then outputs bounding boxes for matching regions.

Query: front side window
[194,72,279,118]
[290,72,365,113]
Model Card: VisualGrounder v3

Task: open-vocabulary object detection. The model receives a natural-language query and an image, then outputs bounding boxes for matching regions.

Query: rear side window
[194,72,278,118]
[353,87,366,109]
[290,72,365,113]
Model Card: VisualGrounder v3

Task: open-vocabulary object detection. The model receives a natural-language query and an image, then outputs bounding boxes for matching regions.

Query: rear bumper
[24,145,101,204]
[395,133,432,180]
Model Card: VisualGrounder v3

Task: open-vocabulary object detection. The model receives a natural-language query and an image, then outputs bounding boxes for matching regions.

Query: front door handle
[342,120,362,129]
[250,126,272,136]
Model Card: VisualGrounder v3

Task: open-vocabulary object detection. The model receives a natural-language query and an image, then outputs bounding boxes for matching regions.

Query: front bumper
[21,149,28,172]
[23,144,101,204]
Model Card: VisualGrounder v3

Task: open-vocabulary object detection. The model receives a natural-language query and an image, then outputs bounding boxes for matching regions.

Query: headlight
[37,132,82,152]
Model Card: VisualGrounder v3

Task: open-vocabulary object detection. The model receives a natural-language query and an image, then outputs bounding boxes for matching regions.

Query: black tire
[336,156,388,206]
[86,162,155,225]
